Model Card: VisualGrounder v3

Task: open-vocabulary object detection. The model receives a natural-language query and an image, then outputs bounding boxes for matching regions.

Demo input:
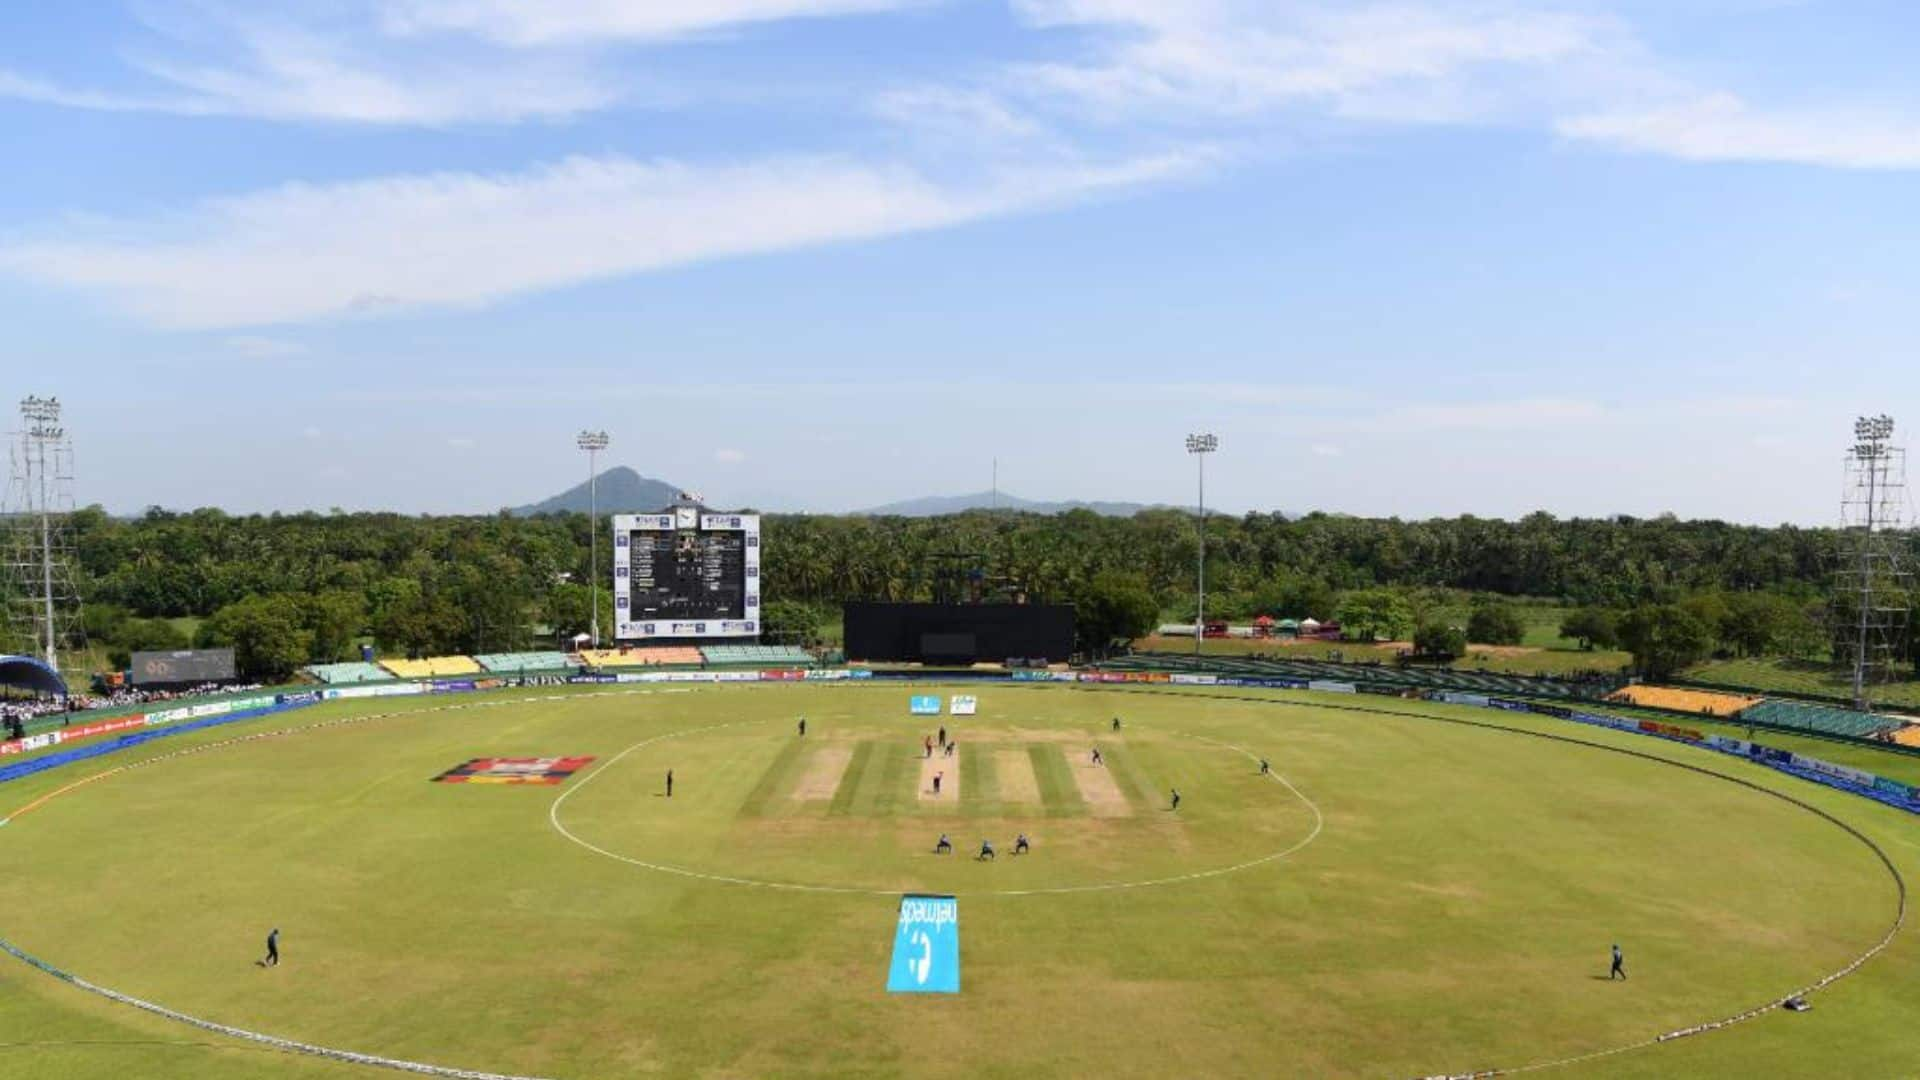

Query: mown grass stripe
[1027,743,1087,818]
[962,742,997,818]
[826,741,875,817]
[1101,743,1160,815]
[735,733,812,819]
[865,741,913,818]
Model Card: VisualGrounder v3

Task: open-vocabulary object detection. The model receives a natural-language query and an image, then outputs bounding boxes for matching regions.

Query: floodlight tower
[577,430,611,649]
[1835,415,1911,712]
[4,396,85,677]
[1186,433,1218,656]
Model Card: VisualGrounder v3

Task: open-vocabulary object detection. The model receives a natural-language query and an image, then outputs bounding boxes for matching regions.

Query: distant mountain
[510,467,687,516]
[856,491,1167,517]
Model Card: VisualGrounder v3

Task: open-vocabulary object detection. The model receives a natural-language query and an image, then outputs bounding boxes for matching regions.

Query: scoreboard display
[611,507,760,639]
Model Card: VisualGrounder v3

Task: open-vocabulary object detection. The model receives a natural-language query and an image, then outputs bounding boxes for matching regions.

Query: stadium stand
[305,662,391,685]
[475,652,575,675]
[1742,699,1905,740]
[577,647,704,668]
[1605,685,1761,717]
[1097,652,1619,700]
[700,644,814,666]
[1893,725,1920,749]
[379,656,483,679]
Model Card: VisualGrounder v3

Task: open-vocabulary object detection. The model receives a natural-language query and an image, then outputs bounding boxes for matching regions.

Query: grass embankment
[1683,657,1920,712]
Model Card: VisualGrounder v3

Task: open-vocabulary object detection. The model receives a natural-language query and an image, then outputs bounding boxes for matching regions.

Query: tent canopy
[0,655,68,697]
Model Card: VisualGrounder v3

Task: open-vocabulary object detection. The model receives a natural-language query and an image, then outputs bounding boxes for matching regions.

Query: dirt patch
[1070,758,1130,818]
[791,745,853,801]
[995,749,1041,804]
[918,751,959,803]
[1457,644,1542,658]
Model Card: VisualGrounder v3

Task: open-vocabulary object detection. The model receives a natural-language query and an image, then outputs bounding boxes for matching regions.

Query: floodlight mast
[7,396,82,678]
[1186,433,1218,656]
[1845,415,1899,711]
[577,431,611,649]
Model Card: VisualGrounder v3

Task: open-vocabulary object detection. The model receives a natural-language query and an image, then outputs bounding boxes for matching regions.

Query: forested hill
[60,505,1834,623]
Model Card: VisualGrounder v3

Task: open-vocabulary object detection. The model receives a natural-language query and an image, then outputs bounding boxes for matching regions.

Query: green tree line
[8,504,1887,681]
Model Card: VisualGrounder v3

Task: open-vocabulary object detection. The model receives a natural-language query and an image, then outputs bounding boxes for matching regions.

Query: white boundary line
[547,720,1324,898]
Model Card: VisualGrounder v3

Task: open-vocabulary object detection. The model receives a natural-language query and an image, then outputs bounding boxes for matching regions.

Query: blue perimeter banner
[887,894,959,993]
[909,695,943,715]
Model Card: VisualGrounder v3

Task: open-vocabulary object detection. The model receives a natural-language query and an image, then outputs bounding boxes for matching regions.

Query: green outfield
[0,683,1914,1079]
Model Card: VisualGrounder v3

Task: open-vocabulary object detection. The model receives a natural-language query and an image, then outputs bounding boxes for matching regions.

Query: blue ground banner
[909,695,942,715]
[887,894,959,993]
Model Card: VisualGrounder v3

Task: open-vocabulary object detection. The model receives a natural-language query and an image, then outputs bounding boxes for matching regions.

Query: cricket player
[262,927,280,967]
[1609,944,1626,980]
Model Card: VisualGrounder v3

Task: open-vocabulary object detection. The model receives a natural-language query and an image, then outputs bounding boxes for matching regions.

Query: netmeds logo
[897,897,957,932]
[887,894,959,994]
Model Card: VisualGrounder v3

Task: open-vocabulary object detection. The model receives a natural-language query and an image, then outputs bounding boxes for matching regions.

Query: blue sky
[2,1,1917,522]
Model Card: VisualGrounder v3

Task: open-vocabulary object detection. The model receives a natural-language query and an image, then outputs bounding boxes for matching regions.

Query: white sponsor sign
[949,695,978,715]
[323,683,424,700]
[1792,754,1876,788]
[1169,674,1219,685]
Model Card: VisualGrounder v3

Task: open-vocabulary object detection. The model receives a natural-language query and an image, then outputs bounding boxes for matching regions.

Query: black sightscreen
[845,603,1074,663]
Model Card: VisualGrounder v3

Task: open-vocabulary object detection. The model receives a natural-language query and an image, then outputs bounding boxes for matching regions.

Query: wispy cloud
[0,151,1205,328]
[1002,1,1617,124]
[715,448,749,464]
[1559,93,1920,170]
[382,0,920,46]
[0,6,624,125]
[887,2,1920,175]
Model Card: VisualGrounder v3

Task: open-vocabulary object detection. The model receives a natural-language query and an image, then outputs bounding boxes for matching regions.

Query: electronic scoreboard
[611,506,760,639]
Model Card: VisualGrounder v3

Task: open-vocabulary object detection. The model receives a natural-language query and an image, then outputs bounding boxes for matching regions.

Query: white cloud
[225,335,307,358]
[1310,443,1341,457]
[714,448,749,464]
[0,151,1205,328]
[1003,1,1613,123]
[872,85,1044,141]
[0,70,198,113]
[447,437,477,449]
[1559,93,1920,170]
[0,8,618,125]
[383,0,919,46]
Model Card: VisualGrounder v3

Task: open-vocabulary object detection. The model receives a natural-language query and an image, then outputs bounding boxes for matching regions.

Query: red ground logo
[432,757,596,785]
